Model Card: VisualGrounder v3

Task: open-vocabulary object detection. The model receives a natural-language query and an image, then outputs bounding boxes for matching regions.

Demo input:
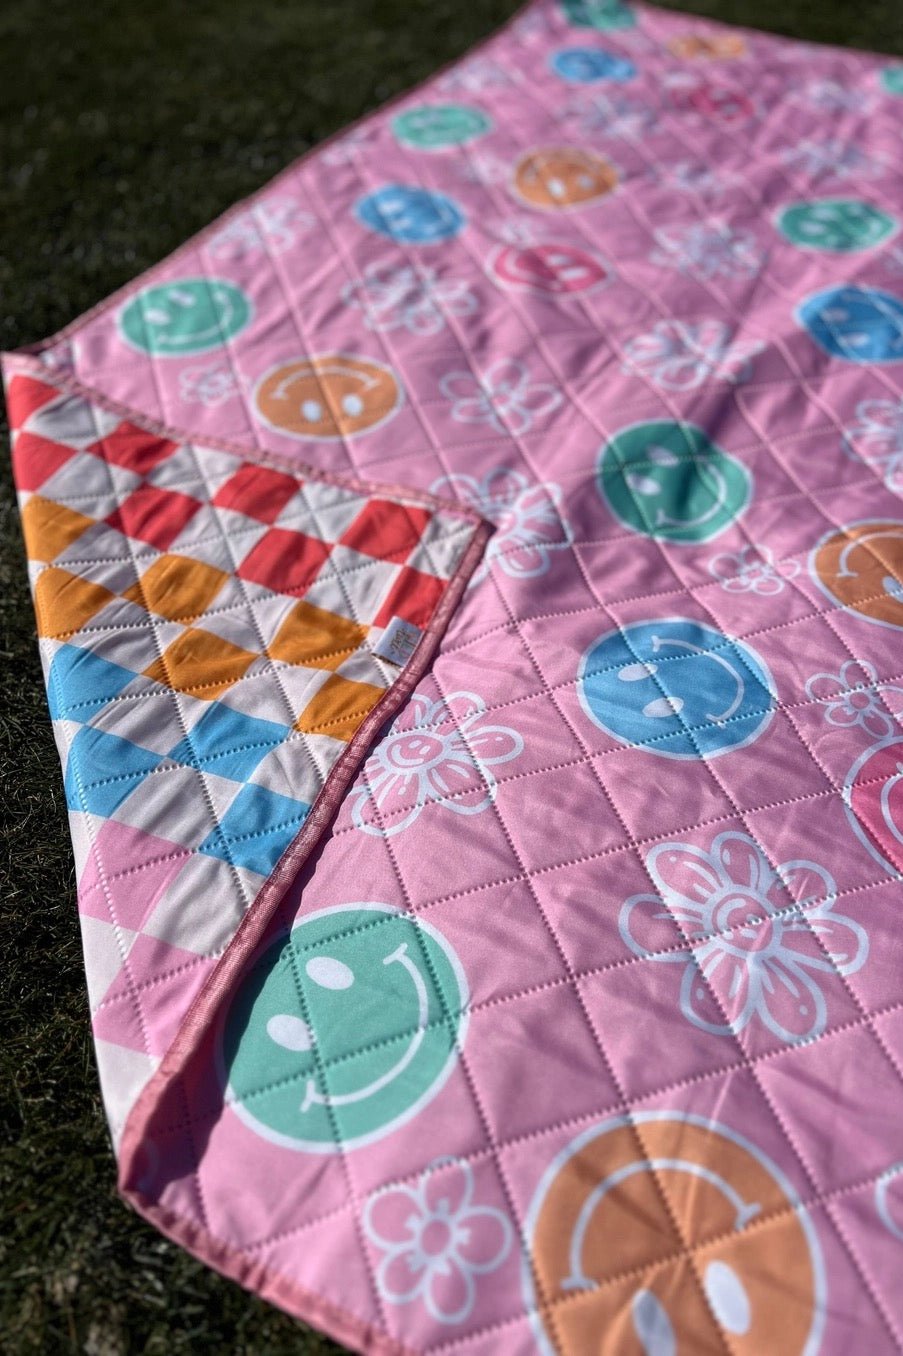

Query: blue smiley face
[797,285,903,364]
[551,47,637,83]
[355,185,466,244]
[578,618,776,759]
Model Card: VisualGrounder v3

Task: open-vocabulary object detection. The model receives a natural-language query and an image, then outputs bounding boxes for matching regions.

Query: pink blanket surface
[6,1,903,1351]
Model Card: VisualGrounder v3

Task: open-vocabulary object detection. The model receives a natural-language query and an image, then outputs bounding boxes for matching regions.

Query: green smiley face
[598,421,751,545]
[221,905,468,1151]
[392,104,493,151]
[119,278,252,356]
[777,199,898,254]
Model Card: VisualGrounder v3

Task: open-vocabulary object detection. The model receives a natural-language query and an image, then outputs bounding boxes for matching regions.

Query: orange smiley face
[669,33,747,59]
[254,355,403,441]
[513,148,618,211]
[811,520,903,630]
[525,1113,824,1355]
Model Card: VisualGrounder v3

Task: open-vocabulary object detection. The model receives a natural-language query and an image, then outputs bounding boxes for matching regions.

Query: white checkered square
[306,545,400,625]
[109,762,245,850]
[141,853,251,954]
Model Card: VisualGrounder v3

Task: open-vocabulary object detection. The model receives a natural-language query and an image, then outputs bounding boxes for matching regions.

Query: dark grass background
[2,1,903,1352]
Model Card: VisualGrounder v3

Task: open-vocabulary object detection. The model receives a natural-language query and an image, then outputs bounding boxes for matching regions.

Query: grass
[1,1,902,1352]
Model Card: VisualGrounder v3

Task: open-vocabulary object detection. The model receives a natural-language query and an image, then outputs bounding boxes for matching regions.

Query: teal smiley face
[119,278,252,356]
[392,104,492,151]
[221,905,468,1151]
[560,0,637,29]
[598,421,751,545]
[777,199,897,254]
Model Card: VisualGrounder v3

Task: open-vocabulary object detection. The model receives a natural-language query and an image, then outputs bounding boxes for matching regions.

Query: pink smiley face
[488,242,610,295]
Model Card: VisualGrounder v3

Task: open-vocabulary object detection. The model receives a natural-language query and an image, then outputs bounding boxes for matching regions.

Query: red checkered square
[5,373,60,432]
[339,498,432,565]
[88,422,178,476]
[106,484,203,549]
[12,430,78,492]
[373,564,446,629]
[236,526,332,596]
[213,464,300,524]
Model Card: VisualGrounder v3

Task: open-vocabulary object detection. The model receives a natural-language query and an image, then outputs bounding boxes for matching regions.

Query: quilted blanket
[6,0,903,1351]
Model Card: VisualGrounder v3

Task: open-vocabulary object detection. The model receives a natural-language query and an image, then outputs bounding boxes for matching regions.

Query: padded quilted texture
[6,1,903,1353]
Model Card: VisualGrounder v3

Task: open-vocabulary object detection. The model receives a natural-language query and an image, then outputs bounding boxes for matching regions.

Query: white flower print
[621,832,868,1044]
[440,358,562,436]
[654,161,743,202]
[207,198,313,259]
[803,79,872,113]
[439,57,520,94]
[178,362,240,408]
[343,262,478,337]
[457,151,512,186]
[781,139,885,182]
[651,221,764,280]
[322,125,380,165]
[560,92,655,141]
[843,396,903,494]
[708,544,800,596]
[431,467,572,583]
[622,318,763,391]
[363,1158,512,1325]
[350,691,523,837]
[805,659,903,741]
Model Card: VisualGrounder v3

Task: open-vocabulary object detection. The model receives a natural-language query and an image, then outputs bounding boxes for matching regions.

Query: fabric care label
[372,616,424,667]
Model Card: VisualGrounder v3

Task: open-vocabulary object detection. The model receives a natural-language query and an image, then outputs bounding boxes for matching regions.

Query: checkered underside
[7,369,479,1130]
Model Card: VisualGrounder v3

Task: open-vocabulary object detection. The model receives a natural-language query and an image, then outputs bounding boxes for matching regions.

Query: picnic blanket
[6,0,903,1350]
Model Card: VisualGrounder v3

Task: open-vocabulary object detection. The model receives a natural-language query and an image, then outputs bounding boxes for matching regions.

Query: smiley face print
[845,737,903,879]
[797,285,903,364]
[355,185,467,244]
[668,33,747,58]
[392,103,492,151]
[598,421,751,544]
[777,199,897,253]
[550,47,637,84]
[487,242,610,295]
[119,278,252,356]
[222,904,468,1151]
[254,354,403,440]
[524,1112,825,1356]
[810,521,903,629]
[512,148,618,211]
[669,77,756,124]
[578,618,776,759]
